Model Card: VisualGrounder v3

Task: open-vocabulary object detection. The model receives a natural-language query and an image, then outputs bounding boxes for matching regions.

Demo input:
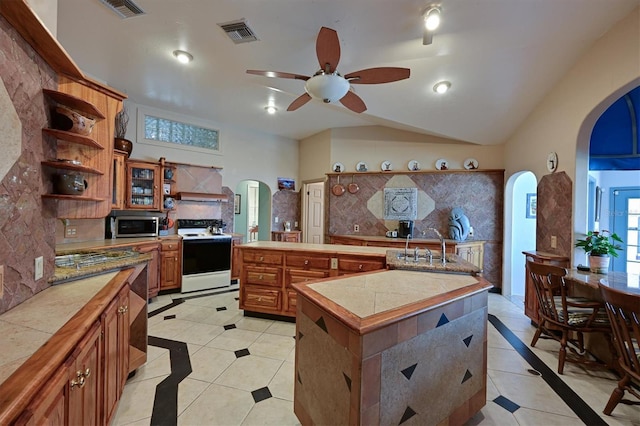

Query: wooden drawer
[339,257,385,274]
[286,269,330,287]
[244,266,281,287]
[286,289,297,314]
[160,240,180,251]
[243,287,281,311]
[243,250,283,266]
[286,253,331,270]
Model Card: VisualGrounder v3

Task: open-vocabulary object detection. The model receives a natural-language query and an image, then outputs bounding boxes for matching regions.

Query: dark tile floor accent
[235,348,250,358]
[488,314,607,425]
[251,386,273,403]
[147,336,192,426]
[163,314,176,320]
[148,299,184,317]
[493,395,520,413]
[216,306,227,311]
[224,324,237,330]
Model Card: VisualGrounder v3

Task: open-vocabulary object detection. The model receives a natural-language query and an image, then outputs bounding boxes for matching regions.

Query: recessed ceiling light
[265,106,277,114]
[433,81,451,94]
[173,50,193,64]
[424,6,441,31]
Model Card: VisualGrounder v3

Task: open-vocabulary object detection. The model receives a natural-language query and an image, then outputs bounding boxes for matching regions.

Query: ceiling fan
[247,27,410,113]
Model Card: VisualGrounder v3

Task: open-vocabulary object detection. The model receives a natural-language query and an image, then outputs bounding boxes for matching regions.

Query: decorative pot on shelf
[54,172,88,195]
[164,168,174,180]
[114,137,133,158]
[588,254,610,274]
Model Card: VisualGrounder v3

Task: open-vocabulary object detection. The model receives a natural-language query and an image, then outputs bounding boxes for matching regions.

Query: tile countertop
[566,269,639,296]
[332,234,485,244]
[385,251,482,275]
[51,251,152,283]
[0,271,119,384]
[293,269,493,334]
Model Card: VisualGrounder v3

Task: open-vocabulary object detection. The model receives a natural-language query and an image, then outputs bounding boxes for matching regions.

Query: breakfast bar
[292,269,493,425]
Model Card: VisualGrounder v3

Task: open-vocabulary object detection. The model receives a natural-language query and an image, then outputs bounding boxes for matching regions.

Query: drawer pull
[304,259,309,265]
[359,264,364,270]
[259,274,263,280]
[70,375,85,389]
[260,256,264,261]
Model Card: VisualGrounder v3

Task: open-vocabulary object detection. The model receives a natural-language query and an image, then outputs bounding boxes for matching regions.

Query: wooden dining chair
[598,283,640,415]
[527,260,612,374]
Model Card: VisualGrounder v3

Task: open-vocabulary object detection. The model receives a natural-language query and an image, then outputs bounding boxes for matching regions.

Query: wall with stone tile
[0,16,58,314]
[271,190,301,233]
[327,171,504,287]
[536,172,573,256]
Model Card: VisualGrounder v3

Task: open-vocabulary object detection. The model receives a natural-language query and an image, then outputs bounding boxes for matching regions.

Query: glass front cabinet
[125,160,161,210]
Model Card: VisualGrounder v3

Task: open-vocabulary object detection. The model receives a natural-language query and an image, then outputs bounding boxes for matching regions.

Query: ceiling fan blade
[287,93,312,111]
[340,91,367,113]
[246,70,310,81]
[316,27,340,73]
[345,67,410,84]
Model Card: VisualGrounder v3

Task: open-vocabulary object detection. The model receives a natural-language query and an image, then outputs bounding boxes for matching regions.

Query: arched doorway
[234,180,271,243]
[503,171,537,301]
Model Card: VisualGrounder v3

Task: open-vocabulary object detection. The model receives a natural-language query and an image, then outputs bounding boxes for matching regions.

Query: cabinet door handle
[304,260,309,265]
[259,274,263,280]
[70,375,85,389]
[259,256,264,261]
[358,264,364,270]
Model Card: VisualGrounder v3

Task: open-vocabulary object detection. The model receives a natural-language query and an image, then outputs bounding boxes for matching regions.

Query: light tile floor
[112,289,640,425]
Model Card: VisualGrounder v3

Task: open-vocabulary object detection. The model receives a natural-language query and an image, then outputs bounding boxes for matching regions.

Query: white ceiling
[56,0,639,145]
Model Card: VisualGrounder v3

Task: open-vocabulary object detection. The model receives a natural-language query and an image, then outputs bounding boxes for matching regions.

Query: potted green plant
[575,230,623,274]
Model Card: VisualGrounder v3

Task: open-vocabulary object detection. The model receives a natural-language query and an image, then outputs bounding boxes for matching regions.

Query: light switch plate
[35,256,43,280]
[551,235,557,249]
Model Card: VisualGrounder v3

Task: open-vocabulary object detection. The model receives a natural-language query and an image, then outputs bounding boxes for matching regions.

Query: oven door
[182,237,232,292]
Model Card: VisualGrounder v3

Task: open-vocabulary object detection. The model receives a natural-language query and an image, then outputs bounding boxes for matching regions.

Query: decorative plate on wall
[332,162,345,173]
[463,158,479,170]
[356,161,368,172]
[408,160,421,171]
[381,160,393,171]
[435,158,449,170]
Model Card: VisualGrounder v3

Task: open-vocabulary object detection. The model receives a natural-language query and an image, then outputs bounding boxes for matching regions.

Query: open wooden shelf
[176,192,228,202]
[42,160,104,175]
[42,128,103,149]
[43,89,105,119]
[42,194,107,201]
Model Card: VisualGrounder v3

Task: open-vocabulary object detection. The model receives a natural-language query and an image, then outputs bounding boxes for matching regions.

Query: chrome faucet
[424,227,446,265]
[424,247,433,264]
[404,234,412,259]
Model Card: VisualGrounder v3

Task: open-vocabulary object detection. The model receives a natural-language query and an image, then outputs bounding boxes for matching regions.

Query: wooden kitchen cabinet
[455,241,485,271]
[231,236,243,281]
[136,242,160,298]
[272,231,302,242]
[522,251,570,323]
[239,246,386,318]
[125,160,161,210]
[101,285,129,424]
[111,150,126,210]
[160,237,182,291]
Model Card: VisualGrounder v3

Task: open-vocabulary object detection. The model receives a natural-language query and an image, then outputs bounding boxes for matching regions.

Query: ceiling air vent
[218,19,259,44]
[98,0,145,19]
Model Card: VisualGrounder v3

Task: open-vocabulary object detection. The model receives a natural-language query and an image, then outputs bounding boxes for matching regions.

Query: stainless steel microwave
[106,216,159,238]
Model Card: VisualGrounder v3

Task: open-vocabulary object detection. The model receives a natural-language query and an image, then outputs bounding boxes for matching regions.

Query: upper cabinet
[125,161,161,211]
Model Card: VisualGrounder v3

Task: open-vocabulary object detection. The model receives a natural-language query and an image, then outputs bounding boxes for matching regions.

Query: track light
[424,7,441,31]
[173,50,193,64]
[433,81,451,94]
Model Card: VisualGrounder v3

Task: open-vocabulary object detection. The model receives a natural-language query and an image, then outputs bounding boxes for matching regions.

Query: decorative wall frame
[384,188,418,220]
[526,193,537,218]
[234,194,241,214]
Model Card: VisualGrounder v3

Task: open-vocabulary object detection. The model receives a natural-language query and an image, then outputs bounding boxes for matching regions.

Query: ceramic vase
[588,254,610,274]
[114,137,133,158]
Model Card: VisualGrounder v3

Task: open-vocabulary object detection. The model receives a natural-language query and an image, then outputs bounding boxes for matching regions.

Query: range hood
[175,192,228,202]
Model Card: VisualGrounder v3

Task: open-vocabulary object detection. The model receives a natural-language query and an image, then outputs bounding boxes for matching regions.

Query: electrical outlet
[35,256,43,280]
[0,265,4,298]
[65,226,77,238]
[354,224,360,232]
[294,221,298,228]
[551,235,557,249]
[330,258,338,269]
[274,217,279,223]
[468,226,474,237]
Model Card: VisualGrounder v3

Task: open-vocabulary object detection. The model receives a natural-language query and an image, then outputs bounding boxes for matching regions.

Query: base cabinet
[137,242,160,298]
[160,238,182,291]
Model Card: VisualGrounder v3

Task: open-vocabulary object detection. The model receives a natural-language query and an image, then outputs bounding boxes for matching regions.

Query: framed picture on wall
[234,194,241,214]
[526,193,537,218]
[277,177,295,191]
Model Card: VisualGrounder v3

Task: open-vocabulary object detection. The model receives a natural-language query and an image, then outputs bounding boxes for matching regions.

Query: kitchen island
[292,269,493,425]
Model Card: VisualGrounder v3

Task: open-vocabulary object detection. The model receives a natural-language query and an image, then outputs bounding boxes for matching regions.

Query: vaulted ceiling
[56,0,640,145]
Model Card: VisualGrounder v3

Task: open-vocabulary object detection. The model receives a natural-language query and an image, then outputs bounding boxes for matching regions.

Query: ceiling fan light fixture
[424,6,441,31]
[433,80,451,94]
[305,73,350,103]
[265,105,278,114]
[173,50,193,64]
